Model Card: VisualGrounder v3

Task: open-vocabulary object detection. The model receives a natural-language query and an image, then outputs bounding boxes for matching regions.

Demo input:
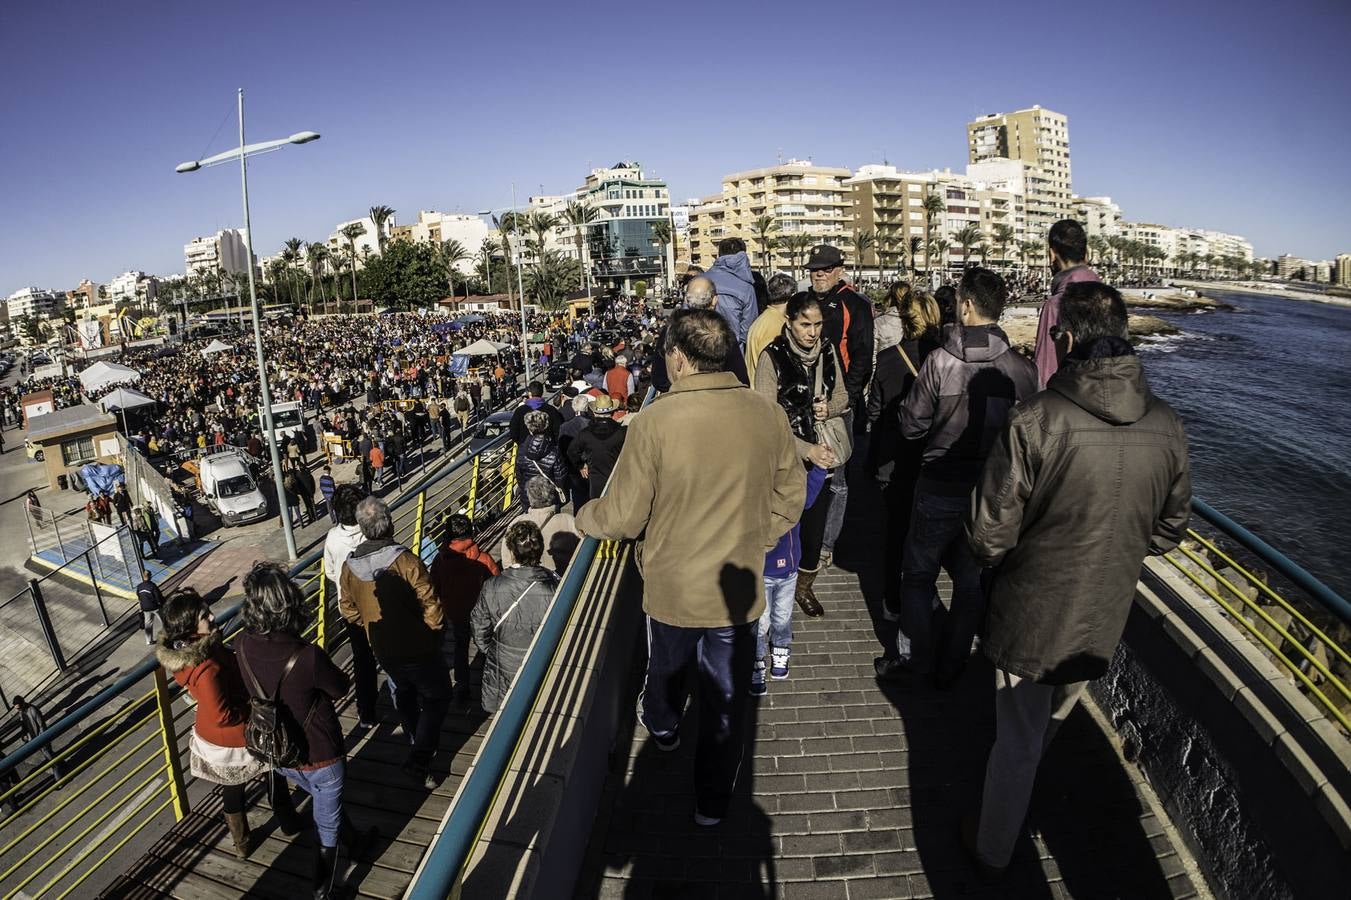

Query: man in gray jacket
[894,268,1038,684]
[963,282,1190,876]
[702,238,759,349]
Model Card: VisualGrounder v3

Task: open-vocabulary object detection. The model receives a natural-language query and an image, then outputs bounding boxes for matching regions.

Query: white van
[261,401,306,445]
[198,450,269,526]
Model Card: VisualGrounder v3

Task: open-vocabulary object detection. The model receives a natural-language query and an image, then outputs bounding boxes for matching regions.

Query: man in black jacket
[962,281,1190,877]
[896,268,1037,685]
[508,382,563,443]
[11,696,62,786]
[798,245,874,567]
[566,395,627,499]
[136,569,164,645]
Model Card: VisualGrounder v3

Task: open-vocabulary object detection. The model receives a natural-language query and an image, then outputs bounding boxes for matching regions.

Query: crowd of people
[4,220,1194,894]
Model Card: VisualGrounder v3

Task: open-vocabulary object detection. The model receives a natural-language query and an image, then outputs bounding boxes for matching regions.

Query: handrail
[0,422,519,779]
[1190,497,1351,629]
[406,385,656,898]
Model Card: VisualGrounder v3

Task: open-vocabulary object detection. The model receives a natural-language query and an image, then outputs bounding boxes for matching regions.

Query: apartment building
[1073,196,1124,239]
[326,216,384,267]
[66,279,99,313]
[1336,254,1351,287]
[185,229,252,278]
[387,211,491,274]
[688,159,852,269]
[967,106,1072,237]
[6,287,64,319]
[105,271,158,304]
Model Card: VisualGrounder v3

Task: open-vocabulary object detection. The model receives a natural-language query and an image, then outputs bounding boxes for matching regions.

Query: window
[61,436,96,466]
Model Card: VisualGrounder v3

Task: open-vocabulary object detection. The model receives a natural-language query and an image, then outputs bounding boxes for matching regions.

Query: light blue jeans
[277,759,344,847]
[756,574,798,659]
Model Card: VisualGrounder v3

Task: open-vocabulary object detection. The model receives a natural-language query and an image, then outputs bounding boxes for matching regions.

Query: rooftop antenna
[777,148,783,165]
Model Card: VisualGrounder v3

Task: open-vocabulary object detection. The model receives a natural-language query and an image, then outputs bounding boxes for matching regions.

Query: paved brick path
[577,472,1206,899]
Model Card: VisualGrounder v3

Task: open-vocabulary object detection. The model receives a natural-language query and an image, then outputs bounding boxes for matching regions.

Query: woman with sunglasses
[156,587,300,860]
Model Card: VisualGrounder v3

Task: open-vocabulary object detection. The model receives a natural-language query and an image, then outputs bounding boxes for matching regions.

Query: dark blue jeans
[344,620,379,723]
[898,489,985,676]
[381,652,450,767]
[642,617,755,819]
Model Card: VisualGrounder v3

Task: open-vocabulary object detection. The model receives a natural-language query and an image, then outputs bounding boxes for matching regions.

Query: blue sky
[3,0,1349,290]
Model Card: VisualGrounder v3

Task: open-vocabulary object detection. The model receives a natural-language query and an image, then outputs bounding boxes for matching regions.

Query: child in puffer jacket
[751,465,827,695]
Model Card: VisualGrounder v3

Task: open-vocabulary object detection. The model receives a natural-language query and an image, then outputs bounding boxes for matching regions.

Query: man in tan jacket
[577,308,805,826]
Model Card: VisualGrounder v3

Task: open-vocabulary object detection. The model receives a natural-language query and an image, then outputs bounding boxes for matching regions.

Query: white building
[5,287,64,319]
[1073,196,1124,239]
[105,271,158,304]
[185,228,251,277]
[327,216,384,267]
[390,211,492,274]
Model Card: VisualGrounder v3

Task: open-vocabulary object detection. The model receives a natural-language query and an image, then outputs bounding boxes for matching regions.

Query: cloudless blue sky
[4,0,1349,290]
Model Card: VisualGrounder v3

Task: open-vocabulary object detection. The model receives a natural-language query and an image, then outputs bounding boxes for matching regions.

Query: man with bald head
[650,278,750,391]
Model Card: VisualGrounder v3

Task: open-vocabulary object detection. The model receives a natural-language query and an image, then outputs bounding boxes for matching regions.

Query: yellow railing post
[317,560,329,651]
[152,666,190,821]
[503,445,518,513]
[467,455,481,521]
[412,490,428,560]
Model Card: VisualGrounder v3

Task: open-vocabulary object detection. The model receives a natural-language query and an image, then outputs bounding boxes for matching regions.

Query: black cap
[804,244,845,271]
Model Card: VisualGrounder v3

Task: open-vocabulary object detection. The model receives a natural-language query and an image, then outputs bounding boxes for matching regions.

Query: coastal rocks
[999,309,1177,355]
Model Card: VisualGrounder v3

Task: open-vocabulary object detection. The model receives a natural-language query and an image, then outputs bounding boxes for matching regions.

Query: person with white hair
[503,476,581,572]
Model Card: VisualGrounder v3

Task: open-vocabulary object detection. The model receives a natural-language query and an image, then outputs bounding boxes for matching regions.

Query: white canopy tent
[79,361,141,393]
[200,339,234,356]
[97,387,155,412]
[453,338,511,357]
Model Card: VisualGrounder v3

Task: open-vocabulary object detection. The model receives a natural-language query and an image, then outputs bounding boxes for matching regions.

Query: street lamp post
[176,88,319,561]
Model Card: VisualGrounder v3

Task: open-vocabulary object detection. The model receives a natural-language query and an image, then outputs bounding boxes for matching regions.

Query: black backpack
[237,645,316,769]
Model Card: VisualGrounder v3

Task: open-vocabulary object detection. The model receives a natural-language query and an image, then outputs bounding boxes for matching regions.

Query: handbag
[812,349,853,466]
[530,459,568,505]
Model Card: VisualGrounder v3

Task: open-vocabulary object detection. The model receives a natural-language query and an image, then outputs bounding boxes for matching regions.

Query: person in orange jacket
[429,514,500,704]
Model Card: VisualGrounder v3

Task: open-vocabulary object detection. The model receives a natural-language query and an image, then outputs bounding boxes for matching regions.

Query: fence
[0,422,521,899]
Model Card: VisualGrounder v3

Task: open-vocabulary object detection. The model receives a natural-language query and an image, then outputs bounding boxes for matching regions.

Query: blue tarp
[80,462,126,496]
[448,355,469,376]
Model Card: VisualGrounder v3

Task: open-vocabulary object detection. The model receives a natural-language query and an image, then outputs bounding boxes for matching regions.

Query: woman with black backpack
[235,563,375,899]
[155,587,300,859]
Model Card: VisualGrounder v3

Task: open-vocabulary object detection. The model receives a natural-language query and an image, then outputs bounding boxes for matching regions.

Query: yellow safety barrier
[317,561,329,650]
[153,666,190,822]
[503,446,518,513]
[1164,540,1351,733]
[467,456,481,521]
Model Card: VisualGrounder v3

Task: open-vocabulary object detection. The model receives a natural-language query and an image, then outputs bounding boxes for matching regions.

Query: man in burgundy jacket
[1033,219,1100,388]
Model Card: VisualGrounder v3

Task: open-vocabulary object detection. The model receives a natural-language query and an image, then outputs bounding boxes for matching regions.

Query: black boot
[271,775,303,836]
[339,815,379,860]
[312,845,340,899]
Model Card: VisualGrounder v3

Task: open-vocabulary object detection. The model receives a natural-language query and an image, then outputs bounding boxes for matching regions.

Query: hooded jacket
[900,323,1039,494]
[704,251,759,346]
[156,631,248,748]
[470,565,558,713]
[968,347,1191,684]
[339,538,443,661]
[567,418,627,499]
[322,523,364,604]
[1034,263,1100,388]
[429,537,500,625]
[509,397,563,443]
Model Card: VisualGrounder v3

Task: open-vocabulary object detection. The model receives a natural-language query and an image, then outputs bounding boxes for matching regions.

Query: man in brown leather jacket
[962,281,1191,876]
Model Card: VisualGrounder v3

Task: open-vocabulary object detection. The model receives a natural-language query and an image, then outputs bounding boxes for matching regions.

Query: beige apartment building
[687,160,852,270]
[968,106,1072,237]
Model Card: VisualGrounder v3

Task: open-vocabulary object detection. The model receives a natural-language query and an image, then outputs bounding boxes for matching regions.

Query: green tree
[851,229,877,283]
[1088,235,1112,270]
[281,237,304,304]
[492,212,526,308]
[907,236,924,276]
[439,238,471,296]
[952,224,984,268]
[751,215,778,273]
[927,237,950,275]
[360,239,445,309]
[340,223,366,302]
[563,201,599,292]
[921,191,946,274]
[992,224,1015,270]
[368,205,395,253]
[306,242,329,309]
[526,250,581,311]
[526,212,558,263]
[650,219,672,289]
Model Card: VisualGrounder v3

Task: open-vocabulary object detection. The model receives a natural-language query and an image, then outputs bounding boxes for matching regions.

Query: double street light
[176,88,319,561]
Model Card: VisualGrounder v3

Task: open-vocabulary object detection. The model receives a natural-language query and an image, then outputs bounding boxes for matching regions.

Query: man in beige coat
[577,308,805,826]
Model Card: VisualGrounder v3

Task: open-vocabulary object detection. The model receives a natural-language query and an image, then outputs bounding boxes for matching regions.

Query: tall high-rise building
[1336,254,1351,287]
[5,287,64,319]
[967,106,1072,237]
[185,228,252,278]
[687,159,852,269]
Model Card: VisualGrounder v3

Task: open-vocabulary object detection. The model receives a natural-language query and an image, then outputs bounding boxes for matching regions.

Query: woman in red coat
[156,588,298,859]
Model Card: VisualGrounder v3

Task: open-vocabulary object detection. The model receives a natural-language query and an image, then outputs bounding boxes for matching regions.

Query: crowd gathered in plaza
[3,219,1192,896]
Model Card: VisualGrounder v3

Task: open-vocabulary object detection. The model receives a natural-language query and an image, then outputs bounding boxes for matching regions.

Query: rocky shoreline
[1001,307,1177,354]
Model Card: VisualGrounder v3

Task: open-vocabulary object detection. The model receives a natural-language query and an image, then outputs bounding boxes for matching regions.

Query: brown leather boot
[795,568,824,618]
[224,811,253,860]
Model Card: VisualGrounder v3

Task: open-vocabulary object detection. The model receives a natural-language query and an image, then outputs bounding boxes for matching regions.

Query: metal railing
[0,415,525,899]
[405,386,656,899]
[1163,497,1351,733]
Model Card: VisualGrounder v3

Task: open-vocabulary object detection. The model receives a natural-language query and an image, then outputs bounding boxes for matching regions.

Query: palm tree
[974,242,990,267]
[651,219,673,289]
[492,212,526,307]
[525,212,558,263]
[439,239,471,297]
[927,237,950,276]
[907,236,924,277]
[563,201,599,293]
[1088,235,1112,271]
[340,223,366,302]
[368,205,395,253]
[282,237,304,304]
[751,215,779,273]
[850,230,877,283]
[474,236,498,293]
[779,233,813,276]
[874,231,895,282]
[951,224,984,269]
[305,242,329,309]
[526,250,582,311]
[921,191,946,274]
[991,224,1015,270]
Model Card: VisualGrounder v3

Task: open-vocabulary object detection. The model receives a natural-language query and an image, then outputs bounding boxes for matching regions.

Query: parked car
[468,410,514,456]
